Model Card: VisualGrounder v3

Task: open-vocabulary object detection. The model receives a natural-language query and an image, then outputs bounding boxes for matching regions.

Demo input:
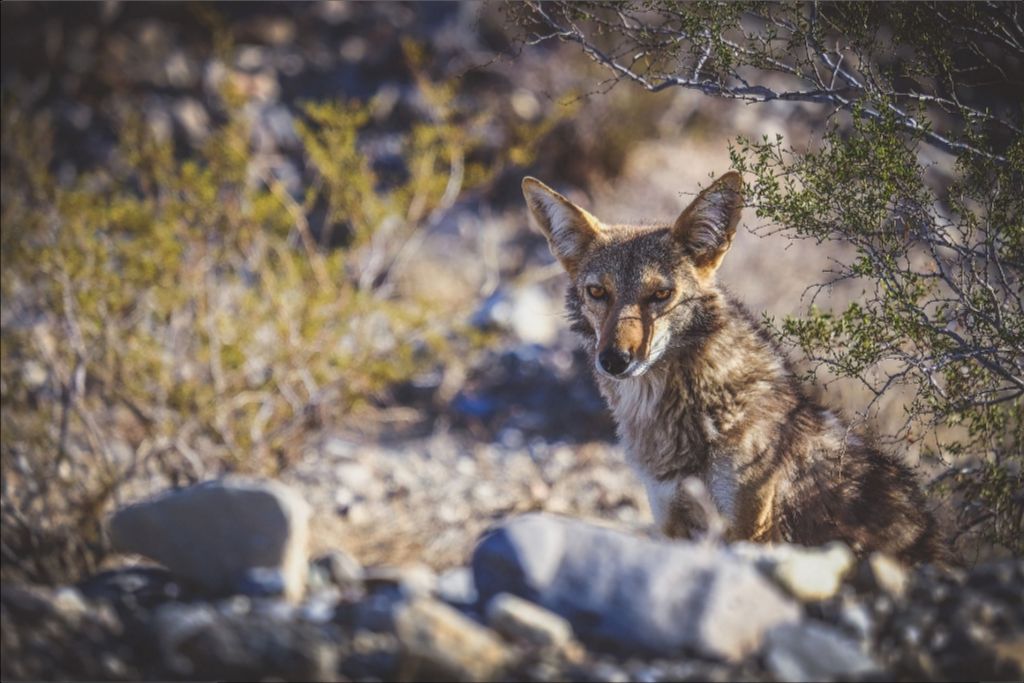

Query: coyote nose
[599,348,631,376]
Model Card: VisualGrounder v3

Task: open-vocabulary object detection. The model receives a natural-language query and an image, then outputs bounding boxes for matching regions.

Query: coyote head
[522,172,743,379]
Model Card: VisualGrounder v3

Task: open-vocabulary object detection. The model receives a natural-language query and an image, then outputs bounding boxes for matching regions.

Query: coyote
[523,172,946,564]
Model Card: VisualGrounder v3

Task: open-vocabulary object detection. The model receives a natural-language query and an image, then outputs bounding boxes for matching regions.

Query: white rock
[868,552,909,599]
[471,286,558,345]
[735,541,855,602]
[321,436,357,459]
[335,462,379,497]
[21,360,48,390]
[172,98,209,143]
[51,587,89,622]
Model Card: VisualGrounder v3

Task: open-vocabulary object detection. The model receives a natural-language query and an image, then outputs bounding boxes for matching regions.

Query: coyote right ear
[672,171,743,281]
[522,177,602,274]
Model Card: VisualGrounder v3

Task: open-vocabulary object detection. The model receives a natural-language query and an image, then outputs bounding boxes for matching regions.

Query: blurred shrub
[0,46,555,584]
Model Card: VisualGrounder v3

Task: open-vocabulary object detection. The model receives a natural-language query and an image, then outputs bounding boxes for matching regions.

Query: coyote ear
[522,177,602,274]
[673,171,743,280]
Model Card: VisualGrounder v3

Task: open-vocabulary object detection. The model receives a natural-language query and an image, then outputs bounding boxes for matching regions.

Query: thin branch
[523,1,1013,163]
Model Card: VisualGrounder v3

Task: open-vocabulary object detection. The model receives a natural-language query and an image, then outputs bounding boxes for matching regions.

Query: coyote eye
[586,285,607,300]
[651,288,673,302]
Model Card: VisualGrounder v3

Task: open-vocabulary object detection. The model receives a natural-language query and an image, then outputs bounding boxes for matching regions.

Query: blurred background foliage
[0,2,585,583]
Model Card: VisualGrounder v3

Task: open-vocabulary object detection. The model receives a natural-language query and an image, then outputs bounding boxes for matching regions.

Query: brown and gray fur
[522,172,947,564]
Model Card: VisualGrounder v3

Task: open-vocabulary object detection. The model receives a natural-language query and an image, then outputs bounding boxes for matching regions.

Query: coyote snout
[522,171,947,565]
[596,305,668,378]
[597,310,642,377]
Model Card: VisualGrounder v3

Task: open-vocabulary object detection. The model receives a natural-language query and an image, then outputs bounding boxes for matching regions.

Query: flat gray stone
[472,513,800,661]
[109,477,310,601]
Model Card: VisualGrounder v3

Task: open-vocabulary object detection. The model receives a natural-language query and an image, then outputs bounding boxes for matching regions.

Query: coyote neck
[597,297,792,486]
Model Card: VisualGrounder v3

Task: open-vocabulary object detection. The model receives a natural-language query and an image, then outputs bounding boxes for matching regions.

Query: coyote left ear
[522,176,602,275]
[673,171,743,280]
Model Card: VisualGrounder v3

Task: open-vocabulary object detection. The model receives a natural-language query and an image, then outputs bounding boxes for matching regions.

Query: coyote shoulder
[522,172,946,564]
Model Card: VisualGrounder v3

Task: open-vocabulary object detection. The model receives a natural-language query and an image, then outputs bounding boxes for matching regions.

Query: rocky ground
[284,427,632,570]
[3,477,1022,682]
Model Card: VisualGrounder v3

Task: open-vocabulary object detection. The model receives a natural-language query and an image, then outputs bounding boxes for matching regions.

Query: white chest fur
[603,372,675,527]
[603,370,738,531]
[603,371,666,431]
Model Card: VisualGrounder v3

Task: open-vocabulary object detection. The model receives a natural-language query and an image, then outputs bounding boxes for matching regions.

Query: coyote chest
[600,371,737,528]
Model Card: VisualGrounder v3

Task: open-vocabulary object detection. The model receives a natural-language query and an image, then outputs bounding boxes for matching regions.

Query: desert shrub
[513,1,1023,558]
[0,44,555,583]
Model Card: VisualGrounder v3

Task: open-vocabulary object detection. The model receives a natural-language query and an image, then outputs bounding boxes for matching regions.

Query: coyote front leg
[726,475,780,543]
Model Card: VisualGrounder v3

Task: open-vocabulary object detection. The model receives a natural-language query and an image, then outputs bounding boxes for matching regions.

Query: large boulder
[109,478,311,601]
[472,513,800,661]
